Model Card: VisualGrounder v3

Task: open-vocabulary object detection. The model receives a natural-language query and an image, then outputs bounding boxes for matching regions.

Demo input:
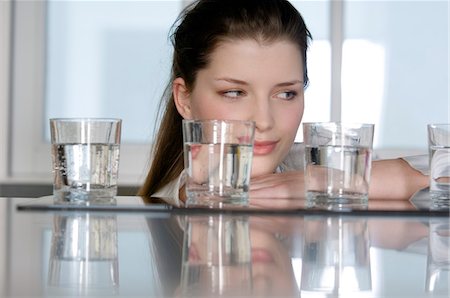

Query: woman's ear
[173,77,193,119]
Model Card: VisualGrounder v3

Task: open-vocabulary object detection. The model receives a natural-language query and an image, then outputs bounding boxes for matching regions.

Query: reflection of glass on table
[426,218,450,294]
[180,215,252,296]
[47,213,119,295]
[301,216,371,296]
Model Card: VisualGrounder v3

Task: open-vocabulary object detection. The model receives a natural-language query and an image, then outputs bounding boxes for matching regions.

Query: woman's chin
[251,159,279,177]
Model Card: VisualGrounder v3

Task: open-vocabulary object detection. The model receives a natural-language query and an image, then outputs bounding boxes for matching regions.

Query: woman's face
[249,226,298,295]
[175,39,304,176]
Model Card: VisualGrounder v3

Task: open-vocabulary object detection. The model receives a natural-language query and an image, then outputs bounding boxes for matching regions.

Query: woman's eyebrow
[214,78,303,86]
[275,80,303,87]
[214,78,248,85]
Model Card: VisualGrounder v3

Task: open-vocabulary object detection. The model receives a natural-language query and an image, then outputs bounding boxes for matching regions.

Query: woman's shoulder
[279,142,305,172]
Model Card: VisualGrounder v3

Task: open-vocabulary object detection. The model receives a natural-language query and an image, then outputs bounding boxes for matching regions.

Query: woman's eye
[222,90,244,98]
[276,91,298,100]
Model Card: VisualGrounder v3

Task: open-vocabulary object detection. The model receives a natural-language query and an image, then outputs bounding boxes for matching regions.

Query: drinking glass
[50,118,121,204]
[182,119,255,207]
[428,124,450,205]
[303,122,374,207]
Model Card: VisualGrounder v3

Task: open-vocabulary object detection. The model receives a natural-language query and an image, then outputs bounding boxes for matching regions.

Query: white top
[402,155,429,176]
[152,143,429,206]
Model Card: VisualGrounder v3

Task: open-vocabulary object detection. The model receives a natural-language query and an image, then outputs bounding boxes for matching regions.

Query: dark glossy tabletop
[1,194,449,297]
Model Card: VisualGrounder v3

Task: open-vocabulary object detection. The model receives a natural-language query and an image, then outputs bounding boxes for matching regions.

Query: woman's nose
[251,98,274,132]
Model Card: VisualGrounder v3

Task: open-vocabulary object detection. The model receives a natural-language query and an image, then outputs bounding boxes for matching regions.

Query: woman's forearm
[369,159,429,200]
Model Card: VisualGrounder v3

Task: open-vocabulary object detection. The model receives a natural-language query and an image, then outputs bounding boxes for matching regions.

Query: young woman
[139,0,428,206]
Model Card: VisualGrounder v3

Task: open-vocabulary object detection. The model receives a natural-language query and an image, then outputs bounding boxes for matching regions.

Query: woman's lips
[253,140,278,155]
[251,248,275,264]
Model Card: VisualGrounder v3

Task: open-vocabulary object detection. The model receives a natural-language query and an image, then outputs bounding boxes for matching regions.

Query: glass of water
[50,118,122,204]
[428,124,450,206]
[182,119,255,207]
[303,122,374,208]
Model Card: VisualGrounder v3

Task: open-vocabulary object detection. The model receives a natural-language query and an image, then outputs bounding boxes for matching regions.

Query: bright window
[45,0,180,143]
[342,0,449,156]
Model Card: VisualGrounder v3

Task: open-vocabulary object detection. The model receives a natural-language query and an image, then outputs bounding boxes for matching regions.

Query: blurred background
[0,0,448,197]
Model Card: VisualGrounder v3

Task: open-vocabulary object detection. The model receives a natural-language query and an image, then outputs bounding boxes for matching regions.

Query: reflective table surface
[1,194,449,297]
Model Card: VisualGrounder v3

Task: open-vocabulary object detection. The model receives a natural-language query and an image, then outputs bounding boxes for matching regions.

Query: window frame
[0,0,12,182]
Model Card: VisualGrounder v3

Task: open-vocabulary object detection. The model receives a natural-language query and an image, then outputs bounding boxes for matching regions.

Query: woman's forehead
[204,39,304,77]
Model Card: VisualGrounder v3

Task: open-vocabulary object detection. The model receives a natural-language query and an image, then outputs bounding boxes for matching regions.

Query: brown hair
[139,0,312,198]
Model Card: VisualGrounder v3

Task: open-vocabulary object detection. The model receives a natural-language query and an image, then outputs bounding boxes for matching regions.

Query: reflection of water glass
[303,122,374,207]
[48,214,119,295]
[428,124,450,205]
[426,219,450,294]
[182,120,255,207]
[180,215,252,296]
[301,217,371,296]
[50,118,122,204]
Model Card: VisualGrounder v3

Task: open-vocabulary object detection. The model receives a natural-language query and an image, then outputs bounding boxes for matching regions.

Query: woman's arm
[369,159,428,200]
[250,171,306,200]
[250,159,429,201]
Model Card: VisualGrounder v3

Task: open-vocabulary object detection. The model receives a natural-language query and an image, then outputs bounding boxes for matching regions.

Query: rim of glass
[182,119,255,126]
[428,123,450,127]
[302,122,374,128]
[50,118,122,123]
